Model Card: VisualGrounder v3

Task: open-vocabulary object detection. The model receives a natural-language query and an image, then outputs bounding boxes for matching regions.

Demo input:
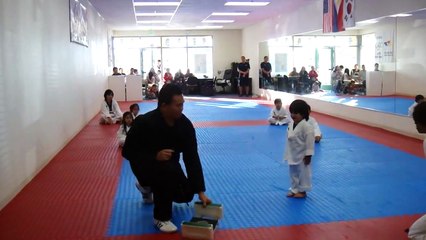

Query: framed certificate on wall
[69,0,88,47]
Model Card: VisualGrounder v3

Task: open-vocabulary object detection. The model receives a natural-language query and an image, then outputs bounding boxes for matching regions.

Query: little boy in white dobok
[284,99,315,198]
[407,101,426,240]
[269,98,291,126]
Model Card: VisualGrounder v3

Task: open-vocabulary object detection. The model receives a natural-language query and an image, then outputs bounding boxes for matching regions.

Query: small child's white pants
[289,163,312,193]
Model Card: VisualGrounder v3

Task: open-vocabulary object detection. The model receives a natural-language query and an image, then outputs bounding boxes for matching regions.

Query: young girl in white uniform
[408,102,426,240]
[284,100,315,198]
[100,89,123,124]
[117,112,133,147]
[269,98,291,125]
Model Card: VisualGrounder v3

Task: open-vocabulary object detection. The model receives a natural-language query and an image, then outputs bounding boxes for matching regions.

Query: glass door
[140,48,161,80]
[317,47,334,86]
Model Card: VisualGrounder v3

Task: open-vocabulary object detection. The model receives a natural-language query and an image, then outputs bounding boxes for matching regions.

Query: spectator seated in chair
[145,84,159,100]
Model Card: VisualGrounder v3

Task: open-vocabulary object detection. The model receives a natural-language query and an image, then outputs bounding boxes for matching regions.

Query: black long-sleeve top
[122,108,206,193]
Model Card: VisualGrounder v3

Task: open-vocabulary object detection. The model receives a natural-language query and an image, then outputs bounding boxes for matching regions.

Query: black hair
[274,98,282,104]
[413,101,426,125]
[344,68,350,75]
[129,103,139,111]
[113,67,118,71]
[104,89,114,101]
[307,104,311,112]
[157,84,182,108]
[121,112,133,135]
[289,99,310,121]
[415,95,424,103]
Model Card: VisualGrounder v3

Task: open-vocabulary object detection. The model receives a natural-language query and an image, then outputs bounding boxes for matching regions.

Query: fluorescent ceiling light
[133,2,180,6]
[195,26,224,29]
[135,12,174,16]
[137,20,170,24]
[202,20,234,23]
[390,13,412,17]
[211,12,249,16]
[224,2,270,6]
[358,19,379,24]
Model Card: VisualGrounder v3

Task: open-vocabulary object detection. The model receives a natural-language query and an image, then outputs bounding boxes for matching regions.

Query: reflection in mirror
[258,8,426,117]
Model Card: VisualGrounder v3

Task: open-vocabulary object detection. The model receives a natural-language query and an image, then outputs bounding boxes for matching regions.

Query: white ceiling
[89,0,315,30]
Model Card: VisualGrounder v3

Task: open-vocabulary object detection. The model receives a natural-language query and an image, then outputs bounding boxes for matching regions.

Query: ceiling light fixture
[195,26,224,29]
[358,19,379,24]
[133,2,180,7]
[202,20,235,23]
[135,12,174,16]
[390,13,412,17]
[211,12,250,16]
[137,20,170,24]
[224,2,270,6]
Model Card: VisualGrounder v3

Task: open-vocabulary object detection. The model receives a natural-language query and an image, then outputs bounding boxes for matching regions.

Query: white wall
[0,0,109,209]
[113,30,242,77]
[395,15,426,95]
[242,0,426,95]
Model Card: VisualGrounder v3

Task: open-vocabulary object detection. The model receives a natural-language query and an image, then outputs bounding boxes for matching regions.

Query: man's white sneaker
[135,182,153,204]
[153,219,178,233]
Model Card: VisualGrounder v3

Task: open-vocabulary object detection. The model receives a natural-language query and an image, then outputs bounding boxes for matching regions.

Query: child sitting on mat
[268,98,291,125]
[284,100,315,198]
[129,103,140,119]
[100,89,123,124]
[117,112,133,147]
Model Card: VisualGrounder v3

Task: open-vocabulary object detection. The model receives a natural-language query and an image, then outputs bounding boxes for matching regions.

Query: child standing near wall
[285,100,315,198]
[117,112,133,147]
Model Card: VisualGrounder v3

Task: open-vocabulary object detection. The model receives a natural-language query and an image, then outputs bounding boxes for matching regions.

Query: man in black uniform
[122,84,211,233]
[237,55,251,97]
[260,56,272,87]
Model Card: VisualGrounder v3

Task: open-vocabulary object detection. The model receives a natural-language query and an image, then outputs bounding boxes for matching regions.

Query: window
[113,36,214,79]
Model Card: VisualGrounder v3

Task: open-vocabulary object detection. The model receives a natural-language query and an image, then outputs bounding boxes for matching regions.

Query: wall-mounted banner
[375,30,394,63]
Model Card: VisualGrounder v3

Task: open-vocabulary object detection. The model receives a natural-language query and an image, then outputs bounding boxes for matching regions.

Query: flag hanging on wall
[323,0,353,33]
[344,0,355,28]
[323,0,333,33]
[333,0,345,32]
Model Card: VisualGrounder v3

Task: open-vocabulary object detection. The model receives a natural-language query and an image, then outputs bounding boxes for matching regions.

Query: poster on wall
[375,30,394,63]
[69,0,88,47]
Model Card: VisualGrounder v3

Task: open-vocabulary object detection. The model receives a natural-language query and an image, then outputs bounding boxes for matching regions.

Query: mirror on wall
[258,8,426,117]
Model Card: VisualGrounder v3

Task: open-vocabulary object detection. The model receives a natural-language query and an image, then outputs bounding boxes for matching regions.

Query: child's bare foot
[286,191,295,197]
[293,192,307,198]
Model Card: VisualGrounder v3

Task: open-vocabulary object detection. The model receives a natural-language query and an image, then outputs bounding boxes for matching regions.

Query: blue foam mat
[107,104,426,236]
[135,100,270,121]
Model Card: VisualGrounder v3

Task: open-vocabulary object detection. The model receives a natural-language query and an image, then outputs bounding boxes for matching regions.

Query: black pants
[130,159,195,221]
[128,159,150,187]
[152,161,194,220]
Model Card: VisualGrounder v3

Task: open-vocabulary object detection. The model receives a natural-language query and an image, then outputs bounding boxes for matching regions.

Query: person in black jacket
[122,84,211,233]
